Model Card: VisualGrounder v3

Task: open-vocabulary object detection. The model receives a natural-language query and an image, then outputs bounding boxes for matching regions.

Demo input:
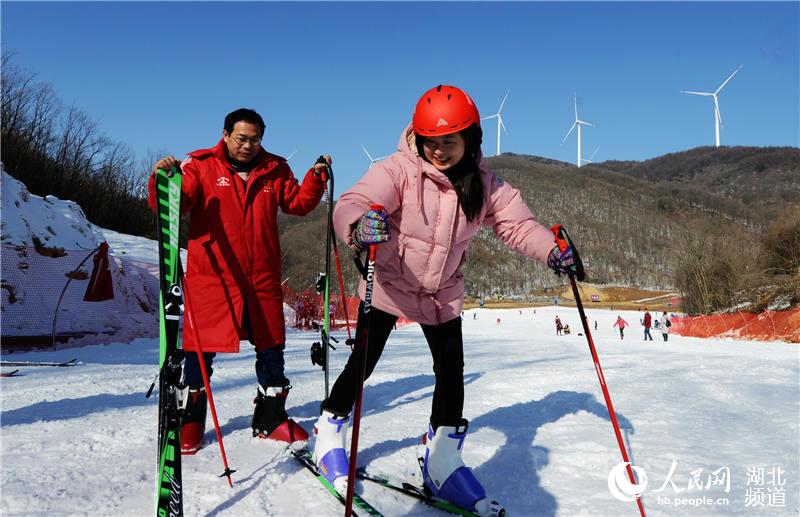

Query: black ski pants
[321,303,465,430]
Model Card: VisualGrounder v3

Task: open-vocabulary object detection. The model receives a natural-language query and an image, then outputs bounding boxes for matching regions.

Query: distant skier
[555,315,563,335]
[563,324,571,335]
[643,308,654,341]
[311,85,582,515]
[149,109,329,453]
[661,311,671,341]
[496,317,502,325]
[613,315,629,340]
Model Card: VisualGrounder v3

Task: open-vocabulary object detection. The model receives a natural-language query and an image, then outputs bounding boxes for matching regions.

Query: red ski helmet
[413,85,480,137]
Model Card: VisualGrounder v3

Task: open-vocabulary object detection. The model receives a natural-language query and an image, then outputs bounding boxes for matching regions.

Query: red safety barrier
[670,308,800,343]
[281,285,412,330]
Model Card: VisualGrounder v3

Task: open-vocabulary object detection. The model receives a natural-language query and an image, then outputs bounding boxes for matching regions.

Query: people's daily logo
[216,177,231,187]
[608,462,648,502]
[436,118,448,127]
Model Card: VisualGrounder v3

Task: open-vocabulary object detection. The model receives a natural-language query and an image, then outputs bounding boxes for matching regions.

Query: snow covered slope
[1,306,797,516]
[1,168,105,249]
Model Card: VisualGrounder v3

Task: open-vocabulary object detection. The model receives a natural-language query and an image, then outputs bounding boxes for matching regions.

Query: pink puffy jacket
[333,125,555,325]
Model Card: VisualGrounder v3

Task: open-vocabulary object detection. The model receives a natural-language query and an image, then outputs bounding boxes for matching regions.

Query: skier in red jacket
[148,108,327,453]
[643,308,654,341]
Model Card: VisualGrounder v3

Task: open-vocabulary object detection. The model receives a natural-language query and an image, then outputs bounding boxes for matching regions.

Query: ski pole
[551,224,646,517]
[332,237,354,346]
[320,159,354,346]
[179,265,237,487]
[318,157,335,398]
[345,204,383,517]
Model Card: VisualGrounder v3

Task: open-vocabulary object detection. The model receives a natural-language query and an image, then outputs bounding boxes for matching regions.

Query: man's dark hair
[224,108,265,136]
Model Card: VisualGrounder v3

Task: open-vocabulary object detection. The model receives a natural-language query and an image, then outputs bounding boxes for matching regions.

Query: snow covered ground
[1,305,797,516]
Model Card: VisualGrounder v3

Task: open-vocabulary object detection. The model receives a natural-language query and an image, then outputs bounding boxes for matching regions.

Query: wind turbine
[480,90,509,156]
[580,146,600,166]
[360,144,388,166]
[286,150,298,161]
[562,93,593,167]
[681,65,743,147]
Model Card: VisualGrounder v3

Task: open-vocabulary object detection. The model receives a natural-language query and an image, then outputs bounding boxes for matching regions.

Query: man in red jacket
[149,108,327,453]
[643,308,654,341]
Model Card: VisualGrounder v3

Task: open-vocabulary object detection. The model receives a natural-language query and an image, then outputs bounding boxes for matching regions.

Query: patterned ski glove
[352,208,391,249]
[547,245,578,277]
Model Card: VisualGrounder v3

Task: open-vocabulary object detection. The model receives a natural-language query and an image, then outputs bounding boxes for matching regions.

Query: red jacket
[148,140,324,352]
[643,312,652,329]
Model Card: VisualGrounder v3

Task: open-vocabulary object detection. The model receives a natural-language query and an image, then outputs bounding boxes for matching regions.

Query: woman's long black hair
[416,123,484,222]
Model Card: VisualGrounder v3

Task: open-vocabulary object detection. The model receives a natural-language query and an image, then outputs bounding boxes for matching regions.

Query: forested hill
[280,146,799,298]
[587,146,800,222]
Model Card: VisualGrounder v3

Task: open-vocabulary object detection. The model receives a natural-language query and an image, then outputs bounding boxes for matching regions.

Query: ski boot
[180,386,207,455]
[312,410,351,494]
[252,384,309,443]
[419,419,506,517]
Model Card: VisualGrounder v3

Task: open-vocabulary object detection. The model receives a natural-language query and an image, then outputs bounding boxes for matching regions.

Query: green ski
[292,448,383,517]
[153,166,184,517]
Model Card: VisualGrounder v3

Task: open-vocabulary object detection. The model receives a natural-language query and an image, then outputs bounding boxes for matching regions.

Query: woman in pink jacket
[312,85,580,515]
[613,315,630,340]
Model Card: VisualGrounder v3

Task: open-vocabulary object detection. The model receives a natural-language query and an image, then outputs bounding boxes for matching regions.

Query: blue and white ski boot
[312,410,350,494]
[419,419,506,516]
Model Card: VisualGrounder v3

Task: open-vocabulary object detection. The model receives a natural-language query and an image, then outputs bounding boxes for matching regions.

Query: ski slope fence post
[51,245,100,348]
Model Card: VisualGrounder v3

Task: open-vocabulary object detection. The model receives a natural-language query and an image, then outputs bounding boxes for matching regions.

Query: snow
[1,168,797,515]
[2,306,798,516]
[102,226,187,267]
[1,168,105,250]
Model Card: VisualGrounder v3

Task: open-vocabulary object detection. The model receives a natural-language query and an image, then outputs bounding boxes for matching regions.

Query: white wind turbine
[286,150,298,161]
[681,65,743,147]
[360,144,388,166]
[562,93,593,167]
[480,90,510,156]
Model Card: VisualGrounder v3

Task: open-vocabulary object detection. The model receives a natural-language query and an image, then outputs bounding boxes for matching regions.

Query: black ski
[292,448,383,517]
[0,358,78,367]
[355,467,479,516]
[1,369,20,377]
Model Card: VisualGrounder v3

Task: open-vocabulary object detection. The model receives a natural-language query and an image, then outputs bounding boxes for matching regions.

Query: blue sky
[2,1,798,193]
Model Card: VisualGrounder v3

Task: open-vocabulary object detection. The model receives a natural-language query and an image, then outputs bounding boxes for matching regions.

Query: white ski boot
[312,410,350,494]
[419,420,506,517]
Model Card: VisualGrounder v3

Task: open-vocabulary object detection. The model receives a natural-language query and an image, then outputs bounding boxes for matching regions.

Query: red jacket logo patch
[216,177,231,187]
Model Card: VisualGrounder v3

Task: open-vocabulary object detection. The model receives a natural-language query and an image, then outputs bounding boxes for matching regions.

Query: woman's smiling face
[421,132,466,172]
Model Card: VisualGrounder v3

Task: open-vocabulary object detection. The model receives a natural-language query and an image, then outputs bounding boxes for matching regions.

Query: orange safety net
[281,285,413,330]
[670,308,800,343]
[282,285,361,330]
